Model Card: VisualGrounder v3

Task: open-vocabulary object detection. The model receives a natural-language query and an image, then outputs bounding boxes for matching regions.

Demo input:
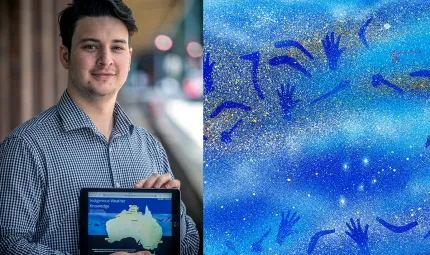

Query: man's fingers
[152,173,172,188]
[141,173,161,188]
[135,173,180,189]
[134,178,149,188]
[161,179,180,189]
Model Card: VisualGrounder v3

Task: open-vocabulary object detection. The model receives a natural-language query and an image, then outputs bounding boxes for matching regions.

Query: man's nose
[97,47,113,66]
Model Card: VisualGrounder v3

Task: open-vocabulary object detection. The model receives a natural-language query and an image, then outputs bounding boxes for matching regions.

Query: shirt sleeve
[0,136,71,255]
[155,140,200,255]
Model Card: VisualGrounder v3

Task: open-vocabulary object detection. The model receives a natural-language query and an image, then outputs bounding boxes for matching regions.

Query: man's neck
[66,88,116,141]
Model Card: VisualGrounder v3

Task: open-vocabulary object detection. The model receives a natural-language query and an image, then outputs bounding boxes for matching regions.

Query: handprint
[276,210,300,244]
[277,83,301,121]
[204,52,216,94]
[345,218,370,255]
[322,32,346,70]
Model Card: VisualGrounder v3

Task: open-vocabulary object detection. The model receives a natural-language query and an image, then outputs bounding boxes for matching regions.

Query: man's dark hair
[58,0,138,52]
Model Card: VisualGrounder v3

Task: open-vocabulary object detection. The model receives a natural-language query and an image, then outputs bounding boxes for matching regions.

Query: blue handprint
[322,32,346,70]
[277,210,300,244]
[345,218,370,255]
[204,52,216,94]
[277,83,301,121]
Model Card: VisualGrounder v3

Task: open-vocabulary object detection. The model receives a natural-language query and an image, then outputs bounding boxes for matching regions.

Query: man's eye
[84,45,97,50]
[112,46,124,50]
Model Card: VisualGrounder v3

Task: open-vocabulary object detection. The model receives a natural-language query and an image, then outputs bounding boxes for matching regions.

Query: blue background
[204,0,430,254]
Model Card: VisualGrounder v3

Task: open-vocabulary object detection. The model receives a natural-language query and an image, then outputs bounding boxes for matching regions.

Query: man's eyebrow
[79,38,101,44]
[78,38,128,44]
[112,39,127,44]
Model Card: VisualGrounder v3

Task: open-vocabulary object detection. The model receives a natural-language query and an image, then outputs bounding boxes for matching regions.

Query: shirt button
[115,182,120,188]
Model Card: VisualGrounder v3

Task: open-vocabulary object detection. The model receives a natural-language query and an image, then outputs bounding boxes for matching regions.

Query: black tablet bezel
[80,188,181,255]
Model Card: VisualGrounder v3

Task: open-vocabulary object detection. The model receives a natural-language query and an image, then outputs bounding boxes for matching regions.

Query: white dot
[221,206,224,208]
[287,178,291,182]
[363,158,369,164]
[243,218,246,220]
[308,194,311,197]
[406,157,410,161]
[253,193,256,196]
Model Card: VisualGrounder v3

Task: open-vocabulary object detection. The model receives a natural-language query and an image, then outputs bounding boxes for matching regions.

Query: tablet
[80,188,181,255]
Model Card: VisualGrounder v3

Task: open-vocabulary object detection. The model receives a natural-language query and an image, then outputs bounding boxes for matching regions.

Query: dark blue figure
[322,32,346,70]
[226,240,239,255]
[221,119,243,143]
[345,218,370,255]
[240,52,265,99]
[358,17,373,48]
[277,83,301,121]
[274,40,314,60]
[251,228,271,253]
[307,229,335,254]
[376,217,418,233]
[204,52,216,94]
[410,70,430,77]
[310,80,350,105]
[210,101,252,118]
[269,55,312,78]
[372,73,404,94]
[276,210,300,244]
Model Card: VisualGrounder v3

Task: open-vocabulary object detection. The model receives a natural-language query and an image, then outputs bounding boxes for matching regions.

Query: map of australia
[105,205,162,250]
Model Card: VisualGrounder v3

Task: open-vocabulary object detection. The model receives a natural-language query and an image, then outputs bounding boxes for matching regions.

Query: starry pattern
[204,0,430,254]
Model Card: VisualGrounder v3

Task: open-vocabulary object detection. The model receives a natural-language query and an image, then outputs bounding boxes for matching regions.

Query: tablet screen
[87,191,173,254]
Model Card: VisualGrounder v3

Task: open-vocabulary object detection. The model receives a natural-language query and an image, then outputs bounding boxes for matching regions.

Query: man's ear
[129,47,133,71]
[59,44,70,69]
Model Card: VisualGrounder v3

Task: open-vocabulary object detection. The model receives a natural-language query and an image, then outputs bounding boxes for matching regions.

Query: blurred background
[0,0,203,253]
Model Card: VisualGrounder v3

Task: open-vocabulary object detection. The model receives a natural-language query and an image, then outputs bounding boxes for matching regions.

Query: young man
[0,1,199,254]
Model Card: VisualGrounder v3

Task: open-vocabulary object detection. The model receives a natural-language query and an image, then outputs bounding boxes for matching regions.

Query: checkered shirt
[0,91,199,254]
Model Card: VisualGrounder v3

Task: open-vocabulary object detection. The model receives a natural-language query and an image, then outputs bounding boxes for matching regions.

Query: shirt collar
[57,90,134,136]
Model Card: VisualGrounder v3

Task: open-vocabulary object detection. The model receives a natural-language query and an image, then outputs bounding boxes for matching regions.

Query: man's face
[62,16,132,100]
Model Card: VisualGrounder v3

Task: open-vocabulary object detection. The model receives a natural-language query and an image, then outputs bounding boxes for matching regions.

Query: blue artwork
[204,0,430,254]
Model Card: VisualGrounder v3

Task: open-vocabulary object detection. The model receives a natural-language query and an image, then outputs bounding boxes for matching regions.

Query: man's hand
[134,173,180,189]
[110,251,151,255]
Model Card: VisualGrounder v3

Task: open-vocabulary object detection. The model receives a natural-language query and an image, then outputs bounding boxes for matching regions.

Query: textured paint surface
[204,1,430,254]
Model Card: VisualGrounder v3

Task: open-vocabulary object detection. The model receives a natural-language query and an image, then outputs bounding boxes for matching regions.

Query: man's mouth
[91,73,115,80]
